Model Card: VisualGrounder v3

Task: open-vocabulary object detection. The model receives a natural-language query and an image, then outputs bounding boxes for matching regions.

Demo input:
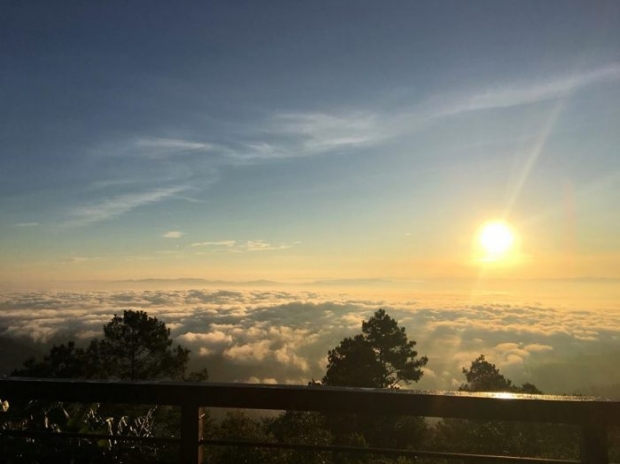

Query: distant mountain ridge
[112,278,281,287]
[111,277,404,288]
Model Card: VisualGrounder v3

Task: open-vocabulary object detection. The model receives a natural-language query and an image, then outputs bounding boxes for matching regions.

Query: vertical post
[198,407,204,462]
[580,423,608,464]
[180,403,203,464]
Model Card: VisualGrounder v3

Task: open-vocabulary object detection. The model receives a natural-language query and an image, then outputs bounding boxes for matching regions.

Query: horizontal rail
[1,378,617,463]
[2,377,620,426]
[202,439,580,463]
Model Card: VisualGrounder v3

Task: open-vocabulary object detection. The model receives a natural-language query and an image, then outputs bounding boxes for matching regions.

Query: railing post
[580,423,608,464]
[180,403,203,464]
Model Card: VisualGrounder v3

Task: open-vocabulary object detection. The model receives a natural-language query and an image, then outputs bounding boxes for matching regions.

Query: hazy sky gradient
[2,1,620,286]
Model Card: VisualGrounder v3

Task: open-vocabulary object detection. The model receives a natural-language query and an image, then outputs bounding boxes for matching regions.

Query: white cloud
[75,329,100,339]
[273,348,309,371]
[162,231,184,239]
[246,376,278,384]
[63,256,89,264]
[524,343,553,353]
[76,64,620,204]
[223,340,272,362]
[191,240,236,248]
[135,137,211,151]
[421,367,437,379]
[218,63,620,165]
[432,63,620,117]
[66,186,187,226]
[190,240,296,253]
[243,240,294,252]
[128,138,216,159]
[179,331,233,345]
[227,111,387,162]
[274,112,379,153]
[505,354,525,366]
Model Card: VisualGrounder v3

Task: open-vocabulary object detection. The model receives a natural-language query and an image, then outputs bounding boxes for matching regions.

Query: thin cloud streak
[53,63,620,228]
[66,186,188,226]
[190,240,298,253]
[433,63,620,117]
[226,111,386,162]
[226,63,620,162]
[84,65,620,169]
[94,137,218,160]
[135,137,211,151]
[191,241,237,248]
[273,112,380,153]
[162,231,184,239]
[133,137,217,159]
[237,240,296,252]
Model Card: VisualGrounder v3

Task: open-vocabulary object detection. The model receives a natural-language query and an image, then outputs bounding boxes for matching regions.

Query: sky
[2,2,620,392]
[2,1,620,287]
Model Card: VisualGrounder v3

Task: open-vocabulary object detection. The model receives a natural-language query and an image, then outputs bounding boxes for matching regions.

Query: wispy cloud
[241,240,296,252]
[228,111,386,162]
[77,64,620,198]
[13,222,39,227]
[432,63,620,117]
[190,240,297,252]
[135,137,210,151]
[274,112,379,152]
[61,256,89,264]
[129,137,215,159]
[162,231,184,239]
[67,186,187,226]
[191,240,237,248]
[224,63,620,163]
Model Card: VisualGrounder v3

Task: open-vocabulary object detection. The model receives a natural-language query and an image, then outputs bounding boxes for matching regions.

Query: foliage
[12,310,204,382]
[201,309,429,463]
[0,399,178,463]
[323,309,427,389]
[6,310,207,462]
[205,410,276,464]
[432,354,577,460]
[319,309,428,454]
[204,410,423,464]
[91,310,191,380]
[459,355,542,393]
[458,354,512,392]
[4,309,597,462]
[12,341,87,379]
[266,411,333,464]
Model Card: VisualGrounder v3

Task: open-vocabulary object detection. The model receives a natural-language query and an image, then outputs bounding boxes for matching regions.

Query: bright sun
[478,221,515,260]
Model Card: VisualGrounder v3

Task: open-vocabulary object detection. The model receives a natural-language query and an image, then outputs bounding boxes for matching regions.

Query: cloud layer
[2,286,620,393]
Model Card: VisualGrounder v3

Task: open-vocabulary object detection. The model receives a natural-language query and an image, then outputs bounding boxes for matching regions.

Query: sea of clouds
[1,285,620,394]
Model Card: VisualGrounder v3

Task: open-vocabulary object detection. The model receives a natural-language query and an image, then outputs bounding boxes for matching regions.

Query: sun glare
[478,221,515,261]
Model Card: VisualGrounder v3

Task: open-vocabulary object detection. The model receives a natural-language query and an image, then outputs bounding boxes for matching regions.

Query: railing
[1,377,619,463]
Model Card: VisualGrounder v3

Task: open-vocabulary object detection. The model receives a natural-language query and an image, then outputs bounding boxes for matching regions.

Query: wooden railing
[1,377,619,463]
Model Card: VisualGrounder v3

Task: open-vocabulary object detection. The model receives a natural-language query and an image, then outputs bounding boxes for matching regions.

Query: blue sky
[2,1,620,285]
